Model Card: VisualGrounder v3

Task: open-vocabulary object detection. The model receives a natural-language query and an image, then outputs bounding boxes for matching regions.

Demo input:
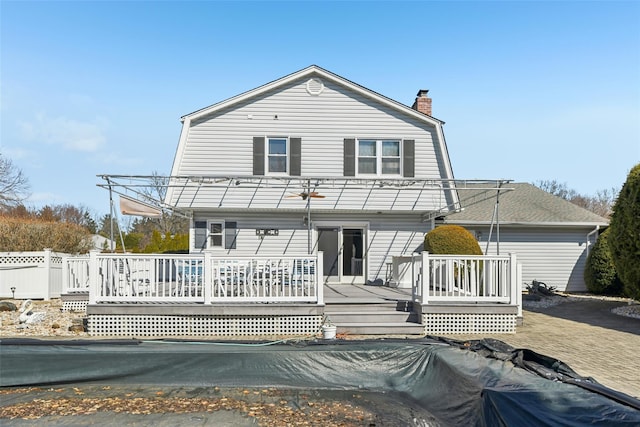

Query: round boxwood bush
[425,225,483,255]
[585,228,624,295]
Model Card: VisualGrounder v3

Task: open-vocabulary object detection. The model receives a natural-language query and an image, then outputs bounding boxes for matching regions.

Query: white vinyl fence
[0,250,68,300]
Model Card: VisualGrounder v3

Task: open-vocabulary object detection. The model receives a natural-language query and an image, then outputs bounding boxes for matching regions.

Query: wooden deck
[63,252,522,336]
[324,283,413,303]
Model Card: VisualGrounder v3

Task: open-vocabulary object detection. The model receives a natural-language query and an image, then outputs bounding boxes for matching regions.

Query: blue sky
[2,1,639,217]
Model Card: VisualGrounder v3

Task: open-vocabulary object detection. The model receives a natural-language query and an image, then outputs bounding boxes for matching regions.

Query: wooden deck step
[325,311,419,324]
[324,300,423,336]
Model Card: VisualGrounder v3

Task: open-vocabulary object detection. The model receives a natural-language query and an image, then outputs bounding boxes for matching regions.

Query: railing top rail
[210,256,317,261]
[424,254,511,260]
[95,253,205,259]
[92,253,317,261]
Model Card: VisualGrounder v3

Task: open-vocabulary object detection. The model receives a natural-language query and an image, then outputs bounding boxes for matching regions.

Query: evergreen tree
[608,164,640,299]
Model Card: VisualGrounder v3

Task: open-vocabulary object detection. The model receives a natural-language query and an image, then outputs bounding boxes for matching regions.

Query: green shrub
[608,163,640,300]
[424,225,483,255]
[585,228,624,295]
[142,230,189,253]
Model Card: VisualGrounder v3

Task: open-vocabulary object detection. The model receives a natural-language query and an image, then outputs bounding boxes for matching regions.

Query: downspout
[586,225,600,257]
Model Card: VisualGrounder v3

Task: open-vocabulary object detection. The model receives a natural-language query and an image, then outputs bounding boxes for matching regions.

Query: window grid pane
[382,141,399,156]
[269,157,286,173]
[359,140,376,156]
[210,235,222,247]
[382,158,400,174]
[269,139,287,155]
[358,158,376,174]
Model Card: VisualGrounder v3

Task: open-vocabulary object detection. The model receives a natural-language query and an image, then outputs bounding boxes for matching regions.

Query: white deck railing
[62,255,90,293]
[75,251,323,305]
[393,252,522,314]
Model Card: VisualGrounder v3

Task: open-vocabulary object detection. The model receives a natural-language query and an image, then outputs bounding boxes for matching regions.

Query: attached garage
[441,183,608,292]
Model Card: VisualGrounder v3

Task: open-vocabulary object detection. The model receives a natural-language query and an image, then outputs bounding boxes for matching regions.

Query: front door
[317,226,365,284]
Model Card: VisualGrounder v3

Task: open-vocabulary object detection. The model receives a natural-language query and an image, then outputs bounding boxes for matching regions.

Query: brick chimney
[412,89,432,116]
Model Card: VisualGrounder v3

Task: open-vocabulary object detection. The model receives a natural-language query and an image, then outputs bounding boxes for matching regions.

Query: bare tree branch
[0,153,30,210]
[533,179,618,218]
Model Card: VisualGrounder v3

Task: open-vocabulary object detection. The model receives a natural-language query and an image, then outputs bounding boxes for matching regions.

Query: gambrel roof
[164,65,461,215]
[181,65,445,126]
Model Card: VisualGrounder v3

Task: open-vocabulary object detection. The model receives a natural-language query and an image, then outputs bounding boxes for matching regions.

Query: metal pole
[496,184,501,255]
[107,178,115,253]
[307,178,311,254]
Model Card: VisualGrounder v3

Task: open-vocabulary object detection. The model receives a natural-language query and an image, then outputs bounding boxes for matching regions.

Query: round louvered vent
[306,78,324,95]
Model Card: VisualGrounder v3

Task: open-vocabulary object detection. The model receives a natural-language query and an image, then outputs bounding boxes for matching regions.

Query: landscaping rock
[68,324,86,333]
[0,301,17,312]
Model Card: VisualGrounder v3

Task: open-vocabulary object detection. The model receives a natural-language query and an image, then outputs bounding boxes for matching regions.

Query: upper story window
[254,136,300,177]
[267,137,288,174]
[357,139,401,176]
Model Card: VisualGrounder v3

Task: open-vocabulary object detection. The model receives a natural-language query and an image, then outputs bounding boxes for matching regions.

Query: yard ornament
[18,299,46,324]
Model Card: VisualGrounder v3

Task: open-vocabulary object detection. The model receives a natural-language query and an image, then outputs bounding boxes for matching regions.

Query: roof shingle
[444,183,609,226]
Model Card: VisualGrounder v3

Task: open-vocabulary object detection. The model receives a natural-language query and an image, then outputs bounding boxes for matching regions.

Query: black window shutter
[403,139,415,178]
[290,137,301,176]
[194,221,207,251]
[253,137,265,175]
[224,221,237,249]
[343,138,355,176]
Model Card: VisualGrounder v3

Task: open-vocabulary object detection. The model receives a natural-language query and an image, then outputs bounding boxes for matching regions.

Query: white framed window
[207,220,224,248]
[267,137,288,174]
[357,139,401,176]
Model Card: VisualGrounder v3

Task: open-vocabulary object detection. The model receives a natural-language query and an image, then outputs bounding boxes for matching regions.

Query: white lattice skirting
[88,315,324,337]
[62,300,88,312]
[423,313,516,334]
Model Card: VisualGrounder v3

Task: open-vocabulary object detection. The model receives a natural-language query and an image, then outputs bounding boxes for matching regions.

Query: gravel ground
[1,294,639,339]
[0,299,89,338]
[523,292,640,319]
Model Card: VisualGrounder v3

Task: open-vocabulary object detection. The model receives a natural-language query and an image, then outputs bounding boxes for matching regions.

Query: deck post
[204,253,212,304]
[88,250,99,305]
[509,253,518,307]
[421,251,429,305]
[411,253,419,302]
[316,252,324,305]
[516,261,523,318]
